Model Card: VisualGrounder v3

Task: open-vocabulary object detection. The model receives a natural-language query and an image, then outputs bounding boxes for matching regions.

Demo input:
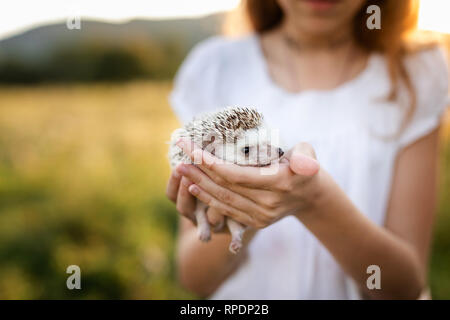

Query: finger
[206,207,225,232]
[177,162,293,204]
[199,179,279,209]
[288,142,320,177]
[166,170,181,203]
[176,176,197,223]
[178,164,264,218]
[176,137,280,188]
[177,162,287,212]
[187,184,256,227]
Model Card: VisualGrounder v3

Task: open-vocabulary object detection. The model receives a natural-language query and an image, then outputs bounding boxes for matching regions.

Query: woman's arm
[166,172,258,297]
[296,128,439,299]
[175,129,440,299]
[385,128,439,270]
[176,217,258,297]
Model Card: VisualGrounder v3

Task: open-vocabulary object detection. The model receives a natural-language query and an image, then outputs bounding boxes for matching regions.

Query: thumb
[288,142,320,177]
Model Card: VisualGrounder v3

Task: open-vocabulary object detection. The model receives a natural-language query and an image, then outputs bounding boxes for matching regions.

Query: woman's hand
[166,168,226,231]
[171,131,437,299]
[166,171,196,223]
[174,138,322,229]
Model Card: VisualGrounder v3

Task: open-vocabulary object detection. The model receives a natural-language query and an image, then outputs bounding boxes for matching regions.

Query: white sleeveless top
[169,34,449,299]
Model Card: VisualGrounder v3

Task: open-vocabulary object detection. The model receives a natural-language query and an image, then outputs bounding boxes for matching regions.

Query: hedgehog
[168,106,284,254]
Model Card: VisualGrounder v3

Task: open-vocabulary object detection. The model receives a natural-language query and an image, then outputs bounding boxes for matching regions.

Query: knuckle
[178,183,190,196]
[221,207,240,222]
[191,173,202,185]
[204,159,215,170]
[211,174,228,187]
[217,189,233,204]
[260,217,271,228]
[278,180,293,193]
[254,220,268,229]
[222,207,235,219]
[207,197,219,209]
[247,221,258,229]
[263,195,281,209]
[259,211,274,227]
[180,176,191,188]
[226,174,241,185]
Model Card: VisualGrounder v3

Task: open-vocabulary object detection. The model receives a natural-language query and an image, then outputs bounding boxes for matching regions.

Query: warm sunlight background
[1,0,449,40]
[0,0,449,300]
[0,0,240,39]
[418,0,450,33]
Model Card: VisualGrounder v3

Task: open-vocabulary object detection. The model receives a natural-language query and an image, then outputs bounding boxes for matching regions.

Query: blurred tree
[0,39,186,84]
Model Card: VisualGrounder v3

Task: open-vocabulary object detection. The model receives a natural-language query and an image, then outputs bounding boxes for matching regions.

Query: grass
[0,81,448,299]
[0,81,191,299]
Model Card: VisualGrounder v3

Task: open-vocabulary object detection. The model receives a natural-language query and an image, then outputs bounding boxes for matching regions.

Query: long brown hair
[227,0,425,131]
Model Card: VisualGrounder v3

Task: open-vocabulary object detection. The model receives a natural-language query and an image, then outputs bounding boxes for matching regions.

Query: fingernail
[172,171,180,179]
[188,185,199,196]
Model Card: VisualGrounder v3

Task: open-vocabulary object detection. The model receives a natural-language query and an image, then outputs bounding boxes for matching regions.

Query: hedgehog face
[212,126,284,167]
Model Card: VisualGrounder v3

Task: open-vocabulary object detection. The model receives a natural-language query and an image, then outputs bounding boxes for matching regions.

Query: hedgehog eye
[242,146,250,155]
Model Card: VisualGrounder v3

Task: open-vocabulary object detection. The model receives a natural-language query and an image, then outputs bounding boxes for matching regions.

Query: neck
[279,20,356,51]
[259,20,368,93]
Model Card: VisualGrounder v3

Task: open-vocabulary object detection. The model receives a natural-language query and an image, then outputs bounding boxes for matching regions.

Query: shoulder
[178,35,256,75]
[405,45,447,72]
[405,46,449,122]
[404,46,448,99]
[399,46,449,147]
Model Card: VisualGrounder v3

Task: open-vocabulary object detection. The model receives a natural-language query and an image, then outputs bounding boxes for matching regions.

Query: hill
[0,15,224,83]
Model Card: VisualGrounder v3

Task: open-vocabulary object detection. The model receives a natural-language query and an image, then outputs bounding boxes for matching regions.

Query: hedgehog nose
[278,148,284,158]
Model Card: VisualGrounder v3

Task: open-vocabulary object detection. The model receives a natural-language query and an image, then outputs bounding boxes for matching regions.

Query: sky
[418,0,450,34]
[0,0,241,39]
[0,0,449,40]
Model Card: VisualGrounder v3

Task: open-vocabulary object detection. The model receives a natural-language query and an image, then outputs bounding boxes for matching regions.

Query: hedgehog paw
[198,228,211,242]
[229,240,242,254]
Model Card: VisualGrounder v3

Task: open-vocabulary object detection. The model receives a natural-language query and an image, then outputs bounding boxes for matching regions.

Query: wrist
[294,168,332,221]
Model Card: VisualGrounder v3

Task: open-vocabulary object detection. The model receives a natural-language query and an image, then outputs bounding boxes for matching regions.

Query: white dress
[169,34,449,299]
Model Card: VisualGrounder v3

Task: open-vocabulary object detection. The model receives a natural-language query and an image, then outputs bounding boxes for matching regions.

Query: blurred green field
[0,81,193,299]
[0,81,448,299]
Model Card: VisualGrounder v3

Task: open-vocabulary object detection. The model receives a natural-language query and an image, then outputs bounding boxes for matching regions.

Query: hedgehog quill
[169,106,284,254]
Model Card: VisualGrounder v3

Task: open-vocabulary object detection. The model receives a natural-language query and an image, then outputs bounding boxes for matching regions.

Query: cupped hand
[166,167,226,231]
[174,138,321,229]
